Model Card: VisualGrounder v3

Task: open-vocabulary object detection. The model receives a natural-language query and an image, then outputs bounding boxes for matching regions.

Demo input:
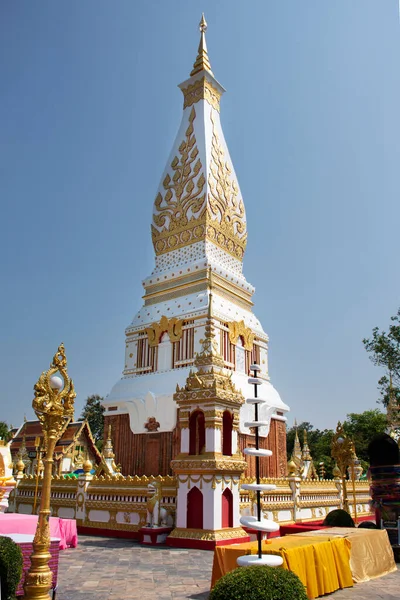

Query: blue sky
[1,1,400,431]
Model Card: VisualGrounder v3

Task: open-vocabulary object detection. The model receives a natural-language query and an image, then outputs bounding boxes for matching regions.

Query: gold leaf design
[146,316,183,348]
[228,321,254,351]
[151,107,207,255]
[182,76,221,112]
[207,112,247,259]
[152,105,247,261]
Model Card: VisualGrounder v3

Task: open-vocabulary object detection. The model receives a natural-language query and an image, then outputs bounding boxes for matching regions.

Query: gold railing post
[331,422,354,516]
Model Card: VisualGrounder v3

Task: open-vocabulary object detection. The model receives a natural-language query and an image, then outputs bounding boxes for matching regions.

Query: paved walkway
[56,536,400,600]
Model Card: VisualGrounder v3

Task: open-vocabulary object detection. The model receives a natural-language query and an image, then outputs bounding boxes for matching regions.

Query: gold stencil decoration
[182,77,221,112]
[151,106,207,255]
[146,315,183,348]
[228,320,254,351]
[207,112,247,259]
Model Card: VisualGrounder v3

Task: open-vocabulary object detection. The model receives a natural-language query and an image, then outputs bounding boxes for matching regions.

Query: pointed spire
[102,425,115,459]
[190,14,214,77]
[292,427,302,460]
[301,429,312,461]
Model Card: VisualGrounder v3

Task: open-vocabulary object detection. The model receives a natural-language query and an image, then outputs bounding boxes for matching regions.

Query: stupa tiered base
[167,527,250,550]
[139,526,173,545]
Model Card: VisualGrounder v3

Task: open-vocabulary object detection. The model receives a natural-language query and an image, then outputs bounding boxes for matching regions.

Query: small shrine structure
[10,418,101,476]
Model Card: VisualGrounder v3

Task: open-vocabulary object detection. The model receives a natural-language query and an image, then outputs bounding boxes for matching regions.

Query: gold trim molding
[168,526,248,541]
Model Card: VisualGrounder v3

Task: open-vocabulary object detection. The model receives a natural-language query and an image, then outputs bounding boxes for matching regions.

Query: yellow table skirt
[288,528,397,583]
[211,536,353,599]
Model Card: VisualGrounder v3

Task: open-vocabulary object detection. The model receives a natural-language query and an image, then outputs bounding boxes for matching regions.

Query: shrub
[323,509,355,528]
[0,536,23,600]
[358,521,378,529]
[210,565,308,600]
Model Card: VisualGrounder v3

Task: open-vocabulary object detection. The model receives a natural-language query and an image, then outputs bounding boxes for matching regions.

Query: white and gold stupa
[103,16,289,479]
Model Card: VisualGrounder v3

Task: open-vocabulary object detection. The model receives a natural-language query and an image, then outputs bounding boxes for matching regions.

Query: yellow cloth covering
[289,528,397,583]
[211,536,353,599]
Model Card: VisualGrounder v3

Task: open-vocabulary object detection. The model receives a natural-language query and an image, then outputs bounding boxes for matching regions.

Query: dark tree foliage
[286,410,387,477]
[286,421,335,478]
[0,536,23,600]
[342,410,387,464]
[0,421,11,442]
[79,395,105,443]
[363,308,400,407]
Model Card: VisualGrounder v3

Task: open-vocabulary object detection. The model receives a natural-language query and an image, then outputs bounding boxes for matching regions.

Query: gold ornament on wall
[228,320,254,351]
[146,315,183,348]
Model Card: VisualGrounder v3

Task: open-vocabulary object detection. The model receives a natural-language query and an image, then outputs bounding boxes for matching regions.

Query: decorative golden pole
[24,343,75,600]
[349,441,358,524]
[331,422,354,515]
[33,437,42,515]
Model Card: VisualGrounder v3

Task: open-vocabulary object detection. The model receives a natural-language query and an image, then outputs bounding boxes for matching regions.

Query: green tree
[343,409,386,469]
[0,422,11,442]
[286,422,335,478]
[363,308,400,407]
[286,410,387,478]
[79,395,105,444]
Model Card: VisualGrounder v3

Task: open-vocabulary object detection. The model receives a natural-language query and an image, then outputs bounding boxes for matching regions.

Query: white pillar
[176,483,187,528]
[206,428,221,452]
[181,429,189,453]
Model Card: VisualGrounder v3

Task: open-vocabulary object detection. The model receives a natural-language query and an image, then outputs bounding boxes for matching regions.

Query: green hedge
[0,536,23,600]
[210,565,308,600]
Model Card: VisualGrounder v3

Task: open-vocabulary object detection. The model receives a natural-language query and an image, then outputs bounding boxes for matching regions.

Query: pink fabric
[0,514,77,549]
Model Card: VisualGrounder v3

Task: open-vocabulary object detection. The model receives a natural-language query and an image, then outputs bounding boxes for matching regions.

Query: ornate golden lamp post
[331,422,354,515]
[24,343,75,600]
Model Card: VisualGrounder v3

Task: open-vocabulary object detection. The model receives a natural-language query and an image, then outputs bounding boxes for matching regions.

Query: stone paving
[56,535,400,600]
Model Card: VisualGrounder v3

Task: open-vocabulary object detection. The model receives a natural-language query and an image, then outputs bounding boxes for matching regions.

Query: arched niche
[187,486,203,529]
[222,410,233,456]
[221,487,233,528]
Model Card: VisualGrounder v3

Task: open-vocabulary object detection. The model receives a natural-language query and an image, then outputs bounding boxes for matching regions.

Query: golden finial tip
[200,14,207,33]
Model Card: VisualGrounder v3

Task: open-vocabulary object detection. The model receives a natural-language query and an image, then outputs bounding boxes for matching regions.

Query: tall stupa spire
[103,17,289,486]
[190,14,214,77]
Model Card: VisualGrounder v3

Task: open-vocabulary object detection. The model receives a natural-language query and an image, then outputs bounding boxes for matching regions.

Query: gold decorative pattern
[152,102,247,261]
[182,76,221,112]
[151,106,206,256]
[207,112,247,260]
[168,527,248,541]
[228,320,255,351]
[146,315,183,347]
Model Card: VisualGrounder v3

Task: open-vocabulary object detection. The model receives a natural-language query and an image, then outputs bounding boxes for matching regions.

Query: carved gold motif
[151,106,206,256]
[146,315,183,348]
[152,103,247,261]
[228,320,255,351]
[207,112,247,259]
[182,77,221,112]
